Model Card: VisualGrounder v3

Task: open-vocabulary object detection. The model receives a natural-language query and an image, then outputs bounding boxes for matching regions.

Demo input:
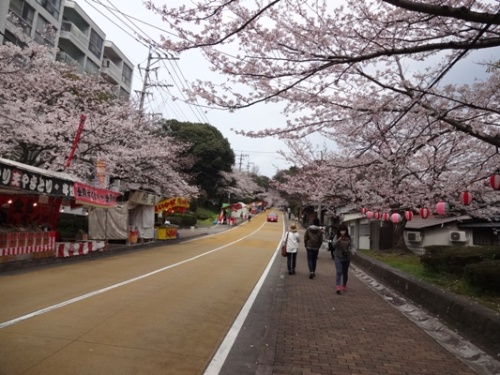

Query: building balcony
[5,11,32,38]
[56,51,84,73]
[59,21,88,53]
[101,58,121,84]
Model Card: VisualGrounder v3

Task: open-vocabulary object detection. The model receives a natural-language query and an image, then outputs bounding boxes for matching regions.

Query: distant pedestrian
[304,218,324,279]
[283,223,300,275]
[331,224,355,294]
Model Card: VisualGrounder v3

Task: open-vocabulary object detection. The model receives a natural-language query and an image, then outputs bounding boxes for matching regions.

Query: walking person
[304,218,324,279]
[283,223,300,275]
[331,224,354,294]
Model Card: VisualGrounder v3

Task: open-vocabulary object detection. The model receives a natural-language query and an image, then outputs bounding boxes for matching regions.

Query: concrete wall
[353,252,500,359]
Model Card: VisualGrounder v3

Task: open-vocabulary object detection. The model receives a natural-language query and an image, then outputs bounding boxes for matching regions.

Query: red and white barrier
[0,231,56,256]
[56,241,106,258]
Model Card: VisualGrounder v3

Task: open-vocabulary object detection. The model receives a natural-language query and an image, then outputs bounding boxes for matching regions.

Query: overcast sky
[74,0,298,178]
[75,0,498,178]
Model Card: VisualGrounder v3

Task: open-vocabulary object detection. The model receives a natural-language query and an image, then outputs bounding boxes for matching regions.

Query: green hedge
[464,260,500,295]
[421,246,500,276]
[165,213,197,227]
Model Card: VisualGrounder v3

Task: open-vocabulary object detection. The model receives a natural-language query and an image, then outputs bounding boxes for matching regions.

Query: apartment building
[0,0,133,99]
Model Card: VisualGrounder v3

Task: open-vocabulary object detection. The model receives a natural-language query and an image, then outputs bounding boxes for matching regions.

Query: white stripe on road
[203,214,287,375]
[203,241,280,375]
[0,222,268,330]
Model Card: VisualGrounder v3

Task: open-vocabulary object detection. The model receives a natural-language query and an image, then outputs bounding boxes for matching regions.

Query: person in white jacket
[284,224,300,275]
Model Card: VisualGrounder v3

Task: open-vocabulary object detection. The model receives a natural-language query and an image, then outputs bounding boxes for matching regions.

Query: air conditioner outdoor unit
[407,231,422,242]
[449,231,467,242]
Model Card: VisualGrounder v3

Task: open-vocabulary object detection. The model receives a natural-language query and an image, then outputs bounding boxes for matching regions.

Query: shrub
[464,260,500,295]
[421,246,500,276]
[165,213,197,227]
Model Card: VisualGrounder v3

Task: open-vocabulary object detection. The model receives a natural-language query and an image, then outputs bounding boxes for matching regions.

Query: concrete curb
[352,252,500,359]
[0,232,210,274]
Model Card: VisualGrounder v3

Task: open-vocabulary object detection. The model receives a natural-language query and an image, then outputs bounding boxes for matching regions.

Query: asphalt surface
[3,219,499,375]
[194,222,498,375]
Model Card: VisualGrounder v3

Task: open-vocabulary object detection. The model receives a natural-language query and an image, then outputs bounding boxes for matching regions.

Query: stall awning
[0,157,76,197]
[73,182,121,208]
[0,158,121,207]
[155,197,190,213]
[129,190,162,206]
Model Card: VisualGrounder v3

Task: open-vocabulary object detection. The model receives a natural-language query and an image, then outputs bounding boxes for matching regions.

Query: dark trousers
[306,248,319,273]
[286,252,297,271]
[335,259,351,286]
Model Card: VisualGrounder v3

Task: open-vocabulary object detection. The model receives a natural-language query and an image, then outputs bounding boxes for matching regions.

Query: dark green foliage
[159,120,235,202]
[165,213,197,227]
[464,261,500,295]
[421,246,500,276]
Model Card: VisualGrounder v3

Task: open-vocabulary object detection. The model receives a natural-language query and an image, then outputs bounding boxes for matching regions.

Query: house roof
[0,157,78,182]
[341,213,365,222]
[405,215,472,230]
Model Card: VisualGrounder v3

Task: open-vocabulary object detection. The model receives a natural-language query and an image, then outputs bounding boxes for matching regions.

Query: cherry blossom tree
[219,170,262,200]
[147,0,500,214]
[0,42,197,198]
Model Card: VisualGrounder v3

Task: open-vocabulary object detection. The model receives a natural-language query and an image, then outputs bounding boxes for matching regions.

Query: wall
[405,224,472,255]
[353,252,500,359]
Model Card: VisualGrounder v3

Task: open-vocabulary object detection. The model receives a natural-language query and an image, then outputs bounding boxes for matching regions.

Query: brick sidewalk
[270,247,478,375]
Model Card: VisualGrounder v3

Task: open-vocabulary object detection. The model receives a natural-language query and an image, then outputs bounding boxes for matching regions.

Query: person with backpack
[304,217,324,279]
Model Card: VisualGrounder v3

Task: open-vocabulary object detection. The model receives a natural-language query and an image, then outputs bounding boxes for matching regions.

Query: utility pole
[238,152,249,172]
[137,46,153,114]
[136,47,177,116]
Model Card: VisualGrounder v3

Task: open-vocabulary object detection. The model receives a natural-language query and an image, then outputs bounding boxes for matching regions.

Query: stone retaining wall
[353,252,500,359]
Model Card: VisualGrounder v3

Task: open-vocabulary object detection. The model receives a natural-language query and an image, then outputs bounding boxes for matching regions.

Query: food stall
[0,158,76,262]
[56,181,120,257]
[88,190,160,244]
[154,197,190,240]
[0,157,123,262]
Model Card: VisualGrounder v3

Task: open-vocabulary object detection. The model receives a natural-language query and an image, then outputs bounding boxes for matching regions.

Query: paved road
[218,220,494,375]
[0,215,281,375]
[1,213,497,375]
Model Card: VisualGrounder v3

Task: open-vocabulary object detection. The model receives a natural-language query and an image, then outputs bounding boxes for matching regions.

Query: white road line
[203,214,287,375]
[0,222,268,330]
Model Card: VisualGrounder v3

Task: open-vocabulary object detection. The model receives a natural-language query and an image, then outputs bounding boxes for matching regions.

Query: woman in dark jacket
[304,218,324,279]
[331,224,353,294]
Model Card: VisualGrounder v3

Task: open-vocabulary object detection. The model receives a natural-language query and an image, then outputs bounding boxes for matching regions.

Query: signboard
[155,197,190,213]
[73,182,121,208]
[129,191,162,206]
[94,159,109,189]
[0,161,73,197]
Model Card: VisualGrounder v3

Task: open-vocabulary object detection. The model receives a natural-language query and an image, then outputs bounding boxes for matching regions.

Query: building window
[122,64,133,86]
[89,29,104,59]
[34,15,57,47]
[36,0,62,20]
[85,59,100,75]
[8,0,35,36]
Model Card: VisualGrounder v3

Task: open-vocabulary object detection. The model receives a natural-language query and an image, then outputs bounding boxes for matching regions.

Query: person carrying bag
[282,224,300,275]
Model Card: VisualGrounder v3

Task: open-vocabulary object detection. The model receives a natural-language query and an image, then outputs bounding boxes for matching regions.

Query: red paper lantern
[374,211,381,220]
[436,201,449,216]
[404,211,414,221]
[382,212,390,221]
[391,213,402,223]
[419,207,430,219]
[366,210,374,220]
[361,207,367,214]
[490,174,500,190]
[460,191,473,205]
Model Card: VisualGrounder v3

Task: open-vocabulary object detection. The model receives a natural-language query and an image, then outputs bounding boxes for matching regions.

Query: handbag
[281,232,289,257]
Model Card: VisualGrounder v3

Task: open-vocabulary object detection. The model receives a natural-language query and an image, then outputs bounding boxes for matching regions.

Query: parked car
[267,212,278,222]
